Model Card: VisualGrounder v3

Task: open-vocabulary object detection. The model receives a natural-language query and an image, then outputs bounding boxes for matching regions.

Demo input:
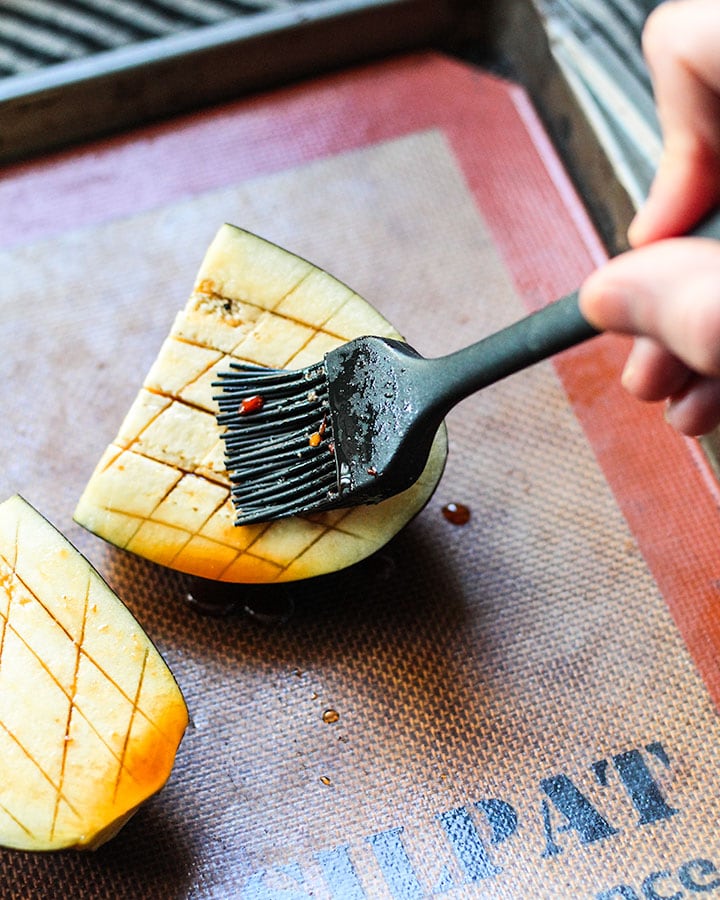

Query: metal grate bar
[1,1,140,53]
[0,0,297,75]
[0,0,456,164]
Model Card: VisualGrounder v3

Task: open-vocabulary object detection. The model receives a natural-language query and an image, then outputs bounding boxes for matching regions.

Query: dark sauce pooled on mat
[183,549,400,622]
[184,577,293,623]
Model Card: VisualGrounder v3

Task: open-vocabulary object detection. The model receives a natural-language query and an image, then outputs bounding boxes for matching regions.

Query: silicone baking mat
[2,53,720,899]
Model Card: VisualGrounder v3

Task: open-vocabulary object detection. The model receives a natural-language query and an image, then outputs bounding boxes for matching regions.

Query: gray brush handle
[436,206,720,408]
[434,290,597,406]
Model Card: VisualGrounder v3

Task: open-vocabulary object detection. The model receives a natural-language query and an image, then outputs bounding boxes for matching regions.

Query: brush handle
[434,290,597,406]
[436,207,720,408]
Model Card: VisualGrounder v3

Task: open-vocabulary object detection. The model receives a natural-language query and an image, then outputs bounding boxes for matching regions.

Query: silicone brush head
[214,336,442,525]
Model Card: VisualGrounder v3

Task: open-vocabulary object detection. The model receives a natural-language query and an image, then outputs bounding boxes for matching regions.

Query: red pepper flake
[238,395,264,416]
[308,415,328,447]
[307,415,328,448]
[367,467,378,477]
[441,502,471,526]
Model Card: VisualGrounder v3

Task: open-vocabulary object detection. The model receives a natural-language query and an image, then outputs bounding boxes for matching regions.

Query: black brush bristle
[214,360,341,524]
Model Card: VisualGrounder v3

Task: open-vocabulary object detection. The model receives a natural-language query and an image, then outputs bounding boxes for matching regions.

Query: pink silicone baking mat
[2,52,720,899]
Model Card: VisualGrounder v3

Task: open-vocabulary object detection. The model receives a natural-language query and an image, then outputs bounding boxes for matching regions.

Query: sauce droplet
[319,775,332,786]
[239,395,264,416]
[322,709,340,724]
[441,502,471,526]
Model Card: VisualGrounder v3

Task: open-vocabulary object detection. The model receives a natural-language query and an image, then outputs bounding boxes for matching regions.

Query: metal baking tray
[0,0,664,246]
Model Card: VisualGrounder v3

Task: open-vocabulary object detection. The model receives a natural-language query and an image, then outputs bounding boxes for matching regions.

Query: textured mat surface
[1,53,720,899]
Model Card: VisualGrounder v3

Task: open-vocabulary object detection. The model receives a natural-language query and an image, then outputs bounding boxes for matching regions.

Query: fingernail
[621,359,636,391]
[621,342,643,392]
[627,207,649,247]
[627,177,660,246]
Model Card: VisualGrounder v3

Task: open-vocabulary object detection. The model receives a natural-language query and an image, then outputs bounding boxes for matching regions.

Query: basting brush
[215,208,720,526]
[214,289,599,525]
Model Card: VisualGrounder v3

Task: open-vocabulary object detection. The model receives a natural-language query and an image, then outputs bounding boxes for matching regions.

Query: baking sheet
[2,55,720,900]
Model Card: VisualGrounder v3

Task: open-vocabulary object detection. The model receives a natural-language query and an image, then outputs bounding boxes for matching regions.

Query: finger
[621,336,692,401]
[630,135,720,246]
[580,237,720,375]
[629,0,720,245]
[666,374,720,435]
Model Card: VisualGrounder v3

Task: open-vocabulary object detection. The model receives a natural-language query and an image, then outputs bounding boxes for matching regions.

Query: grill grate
[0,0,453,164]
[0,0,313,77]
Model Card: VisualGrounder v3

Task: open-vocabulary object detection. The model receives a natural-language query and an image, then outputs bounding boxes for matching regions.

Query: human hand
[579,0,720,435]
